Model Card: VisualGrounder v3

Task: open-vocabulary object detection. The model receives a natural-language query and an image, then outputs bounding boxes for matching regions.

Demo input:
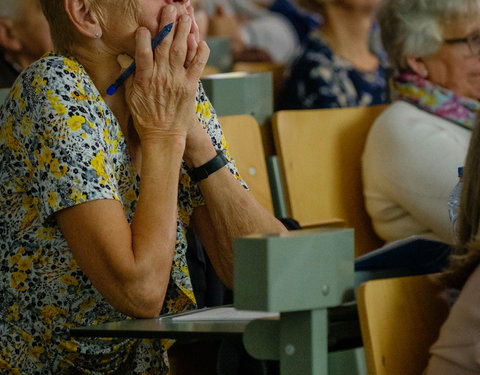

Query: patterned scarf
[391,71,480,130]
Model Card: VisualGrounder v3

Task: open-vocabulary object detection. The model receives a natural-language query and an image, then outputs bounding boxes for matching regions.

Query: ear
[64,0,102,39]
[0,18,23,52]
[406,56,429,78]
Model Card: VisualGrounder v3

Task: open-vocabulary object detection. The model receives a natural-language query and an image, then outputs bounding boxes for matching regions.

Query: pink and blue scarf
[391,71,480,130]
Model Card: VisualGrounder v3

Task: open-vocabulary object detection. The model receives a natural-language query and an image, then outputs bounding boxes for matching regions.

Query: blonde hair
[377,0,480,70]
[442,115,480,289]
[39,0,138,55]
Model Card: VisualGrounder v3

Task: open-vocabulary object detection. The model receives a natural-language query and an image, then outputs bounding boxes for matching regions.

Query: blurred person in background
[0,0,52,87]
[362,0,480,245]
[204,0,317,64]
[277,0,387,109]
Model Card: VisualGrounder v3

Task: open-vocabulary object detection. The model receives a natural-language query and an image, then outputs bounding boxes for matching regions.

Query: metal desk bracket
[234,228,355,375]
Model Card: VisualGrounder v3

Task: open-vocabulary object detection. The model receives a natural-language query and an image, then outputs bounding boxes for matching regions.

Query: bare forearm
[127,139,186,309]
[194,168,286,288]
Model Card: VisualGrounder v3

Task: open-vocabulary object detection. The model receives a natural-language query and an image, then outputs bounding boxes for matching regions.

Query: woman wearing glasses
[362,0,480,246]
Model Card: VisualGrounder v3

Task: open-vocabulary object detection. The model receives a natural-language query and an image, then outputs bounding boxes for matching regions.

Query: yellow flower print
[10,82,20,99]
[166,290,195,311]
[178,208,190,226]
[68,115,86,132]
[195,102,204,115]
[24,159,35,181]
[180,173,191,188]
[50,157,67,178]
[11,271,27,291]
[20,196,39,230]
[91,151,109,180]
[32,75,47,94]
[7,303,20,322]
[125,189,137,202]
[47,91,67,114]
[41,305,67,325]
[203,101,211,119]
[48,191,57,208]
[16,258,32,272]
[63,58,79,73]
[61,274,79,287]
[71,189,86,204]
[29,346,45,359]
[21,115,33,135]
[19,329,33,344]
[43,329,52,345]
[68,258,78,271]
[8,253,21,266]
[36,227,56,241]
[56,102,67,115]
[220,134,232,158]
[102,128,119,154]
[71,83,88,101]
[80,298,95,310]
[179,286,196,303]
[5,116,20,152]
[58,339,78,353]
[36,147,52,169]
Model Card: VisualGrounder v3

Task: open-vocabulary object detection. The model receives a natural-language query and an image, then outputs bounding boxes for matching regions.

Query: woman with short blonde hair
[0,0,286,373]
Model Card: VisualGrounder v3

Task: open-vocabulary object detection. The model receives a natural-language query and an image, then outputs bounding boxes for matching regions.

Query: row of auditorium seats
[215,109,449,375]
[219,106,386,258]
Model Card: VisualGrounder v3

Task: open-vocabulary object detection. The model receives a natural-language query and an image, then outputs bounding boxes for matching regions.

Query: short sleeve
[17,56,121,223]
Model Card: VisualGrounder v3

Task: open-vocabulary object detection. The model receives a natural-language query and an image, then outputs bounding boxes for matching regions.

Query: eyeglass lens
[468,33,480,55]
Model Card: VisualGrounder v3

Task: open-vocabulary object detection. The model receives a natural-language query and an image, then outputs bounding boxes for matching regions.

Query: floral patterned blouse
[0,53,243,374]
[278,27,388,109]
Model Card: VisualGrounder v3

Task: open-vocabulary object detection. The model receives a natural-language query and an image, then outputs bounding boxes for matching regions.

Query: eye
[471,33,480,44]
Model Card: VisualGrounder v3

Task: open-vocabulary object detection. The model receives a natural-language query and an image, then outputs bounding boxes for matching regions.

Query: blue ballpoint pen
[106,22,174,96]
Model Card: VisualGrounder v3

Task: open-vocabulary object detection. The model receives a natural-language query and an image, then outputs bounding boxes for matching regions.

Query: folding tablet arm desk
[71,228,358,375]
[235,228,355,375]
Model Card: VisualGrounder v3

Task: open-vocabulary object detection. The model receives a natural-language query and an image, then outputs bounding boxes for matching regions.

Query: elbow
[132,294,165,318]
[120,282,167,318]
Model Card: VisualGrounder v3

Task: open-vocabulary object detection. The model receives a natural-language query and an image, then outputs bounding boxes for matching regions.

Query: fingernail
[166,5,175,13]
[181,15,190,22]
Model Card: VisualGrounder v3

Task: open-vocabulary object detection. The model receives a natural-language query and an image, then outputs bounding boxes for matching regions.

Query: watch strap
[187,150,228,183]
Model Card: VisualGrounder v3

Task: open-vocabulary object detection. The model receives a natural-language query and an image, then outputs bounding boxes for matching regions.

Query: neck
[73,41,131,131]
[321,3,378,71]
[4,51,33,72]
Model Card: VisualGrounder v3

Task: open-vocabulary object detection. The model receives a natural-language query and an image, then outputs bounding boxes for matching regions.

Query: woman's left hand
[185,5,201,68]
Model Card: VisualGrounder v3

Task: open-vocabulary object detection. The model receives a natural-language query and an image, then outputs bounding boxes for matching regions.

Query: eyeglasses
[444,32,480,56]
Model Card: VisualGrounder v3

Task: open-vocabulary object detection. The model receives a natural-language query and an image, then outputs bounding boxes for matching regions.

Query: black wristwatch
[187,150,228,183]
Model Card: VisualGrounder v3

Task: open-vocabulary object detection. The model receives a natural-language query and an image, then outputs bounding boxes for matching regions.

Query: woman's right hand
[125,5,209,144]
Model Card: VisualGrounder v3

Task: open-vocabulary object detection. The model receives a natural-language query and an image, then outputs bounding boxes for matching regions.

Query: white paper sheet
[165,307,279,321]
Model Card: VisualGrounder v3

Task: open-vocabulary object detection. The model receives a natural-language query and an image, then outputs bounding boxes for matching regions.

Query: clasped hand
[124,5,209,145]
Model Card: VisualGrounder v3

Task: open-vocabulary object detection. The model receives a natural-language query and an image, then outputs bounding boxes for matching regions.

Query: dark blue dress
[278,27,388,109]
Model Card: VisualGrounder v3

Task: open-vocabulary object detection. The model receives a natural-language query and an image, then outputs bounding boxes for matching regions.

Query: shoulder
[18,53,106,124]
[299,30,333,62]
[19,53,101,107]
[364,101,471,168]
[369,101,465,141]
